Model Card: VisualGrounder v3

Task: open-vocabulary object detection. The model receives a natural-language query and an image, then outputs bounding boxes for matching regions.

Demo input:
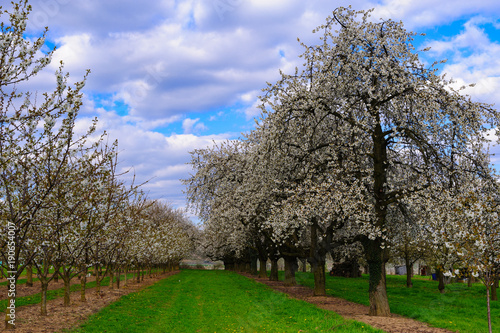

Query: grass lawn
[291,272,500,333]
[70,270,384,333]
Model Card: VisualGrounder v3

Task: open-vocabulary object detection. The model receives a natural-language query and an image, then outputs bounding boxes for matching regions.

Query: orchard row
[184,7,500,329]
[0,1,195,328]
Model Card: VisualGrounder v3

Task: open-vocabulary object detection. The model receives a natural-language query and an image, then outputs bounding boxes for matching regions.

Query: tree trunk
[137,266,141,283]
[62,275,71,306]
[365,240,391,316]
[491,276,498,301]
[40,280,49,316]
[309,221,326,296]
[283,256,297,286]
[311,258,326,296]
[81,266,87,302]
[405,256,413,288]
[116,268,121,289]
[224,261,234,271]
[269,258,279,281]
[26,265,33,287]
[123,266,128,287]
[437,268,445,294]
[250,257,258,275]
[367,122,391,316]
[487,285,492,333]
[109,266,114,290]
[258,258,267,278]
[244,262,251,274]
[95,264,101,294]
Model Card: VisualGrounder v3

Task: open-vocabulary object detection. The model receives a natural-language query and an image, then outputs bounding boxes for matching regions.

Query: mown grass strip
[291,272,499,333]
[71,270,384,333]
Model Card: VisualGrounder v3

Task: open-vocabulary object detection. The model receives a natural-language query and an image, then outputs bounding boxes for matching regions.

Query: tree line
[0,1,195,329]
[184,7,500,330]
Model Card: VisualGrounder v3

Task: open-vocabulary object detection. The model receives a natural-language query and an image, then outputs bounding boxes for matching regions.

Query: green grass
[70,270,384,333]
[291,272,500,333]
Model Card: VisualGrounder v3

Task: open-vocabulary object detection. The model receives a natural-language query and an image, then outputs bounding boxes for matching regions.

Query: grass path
[71,270,384,333]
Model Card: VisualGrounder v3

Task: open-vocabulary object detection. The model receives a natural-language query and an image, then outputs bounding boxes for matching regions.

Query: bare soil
[242,273,456,333]
[1,271,179,333]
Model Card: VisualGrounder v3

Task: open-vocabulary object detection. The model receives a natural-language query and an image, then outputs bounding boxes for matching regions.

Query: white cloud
[421,17,500,106]
[73,109,231,208]
[11,0,500,217]
[373,0,500,29]
[182,118,208,134]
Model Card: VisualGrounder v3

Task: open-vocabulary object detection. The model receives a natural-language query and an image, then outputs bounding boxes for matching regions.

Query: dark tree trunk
[269,258,279,281]
[116,268,121,289]
[366,122,391,316]
[283,256,297,286]
[63,275,71,306]
[95,264,102,293]
[487,285,492,333]
[224,261,235,271]
[491,275,498,301]
[405,255,413,288]
[26,265,33,287]
[311,258,326,296]
[310,222,326,295]
[245,262,251,274]
[437,268,445,294]
[258,258,267,278]
[108,265,115,290]
[123,266,128,287]
[365,238,391,316]
[81,266,87,302]
[250,257,258,276]
[40,280,49,316]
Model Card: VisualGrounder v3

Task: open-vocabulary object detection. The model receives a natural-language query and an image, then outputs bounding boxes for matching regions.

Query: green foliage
[292,272,500,333]
[71,270,383,333]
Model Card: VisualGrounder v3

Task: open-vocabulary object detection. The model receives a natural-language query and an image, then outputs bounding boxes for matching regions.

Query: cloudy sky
[17,0,500,220]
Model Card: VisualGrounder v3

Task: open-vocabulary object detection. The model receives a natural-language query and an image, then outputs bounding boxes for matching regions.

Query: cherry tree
[184,141,256,269]
[0,0,98,326]
[258,7,499,316]
[437,178,500,333]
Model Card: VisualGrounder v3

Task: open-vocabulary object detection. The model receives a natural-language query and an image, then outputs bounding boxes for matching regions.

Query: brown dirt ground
[242,273,456,333]
[1,271,179,333]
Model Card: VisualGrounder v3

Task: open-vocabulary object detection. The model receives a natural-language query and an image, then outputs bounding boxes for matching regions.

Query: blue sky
[18,0,500,219]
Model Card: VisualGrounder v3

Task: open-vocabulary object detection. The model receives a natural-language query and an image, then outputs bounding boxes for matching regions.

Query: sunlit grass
[291,271,499,333]
[70,270,384,333]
